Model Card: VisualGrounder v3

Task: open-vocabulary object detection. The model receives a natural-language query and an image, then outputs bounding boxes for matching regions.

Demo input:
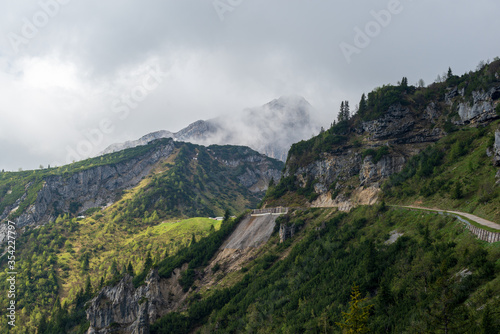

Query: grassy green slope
[0,139,170,221]
[0,139,282,333]
[0,212,221,333]
[383,121,500,223]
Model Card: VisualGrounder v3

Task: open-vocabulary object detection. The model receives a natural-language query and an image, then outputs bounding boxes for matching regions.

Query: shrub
[363,146,390,163]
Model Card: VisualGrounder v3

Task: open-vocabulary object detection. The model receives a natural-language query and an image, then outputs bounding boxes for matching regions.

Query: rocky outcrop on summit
[87,268,188,334]
[174,120,220,142]
[457,87,500,123]
[100,130,174,156]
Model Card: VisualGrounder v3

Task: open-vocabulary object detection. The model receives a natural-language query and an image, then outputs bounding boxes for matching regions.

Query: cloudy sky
[0,0,499,171]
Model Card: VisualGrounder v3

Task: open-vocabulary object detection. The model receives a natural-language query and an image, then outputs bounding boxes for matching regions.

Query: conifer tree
[338,101,345,122]
[344,101,350,120]
[127,261,134,276]
[109,259,119,278]
[401,77,408,88]
[84,276,92,297]
[338,101,350,122]
[144,251,153,269]
[223,209,231,222]
[447,67,453,79]
[336,285,372,333]
[358,94,367,116]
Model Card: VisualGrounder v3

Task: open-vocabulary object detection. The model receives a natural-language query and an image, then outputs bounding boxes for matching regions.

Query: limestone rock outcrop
[494,128,500,167]
[1,142,176,229]
[359,155,406,187]
[86,268,188,334]
[457,87,500,123]
[362,104,415,141]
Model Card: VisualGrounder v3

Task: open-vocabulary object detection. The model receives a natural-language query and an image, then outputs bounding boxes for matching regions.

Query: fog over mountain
[101,95,321,161]
[1,1,499,171]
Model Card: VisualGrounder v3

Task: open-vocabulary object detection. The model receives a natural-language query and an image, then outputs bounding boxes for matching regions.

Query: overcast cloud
[0,0,499,171]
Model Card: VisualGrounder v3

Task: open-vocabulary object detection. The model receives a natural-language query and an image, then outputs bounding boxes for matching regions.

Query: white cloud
[0,0,499,170]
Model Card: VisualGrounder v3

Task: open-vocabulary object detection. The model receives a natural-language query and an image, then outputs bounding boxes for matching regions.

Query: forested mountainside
[0,139,283,332]
[0,138,282,231]
[264,59,500,219]
[149,59,500,334]
[1,60,500,333]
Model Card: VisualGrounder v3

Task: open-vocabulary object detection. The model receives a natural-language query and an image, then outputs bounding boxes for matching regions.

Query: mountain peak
[100,95,320,161]
[265,94,311,110]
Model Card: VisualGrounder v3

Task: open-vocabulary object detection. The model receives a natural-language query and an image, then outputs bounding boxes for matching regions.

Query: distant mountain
[100,95,321,161]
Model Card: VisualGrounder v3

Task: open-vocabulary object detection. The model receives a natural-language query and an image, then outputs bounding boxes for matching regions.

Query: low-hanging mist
[101,95,322,161]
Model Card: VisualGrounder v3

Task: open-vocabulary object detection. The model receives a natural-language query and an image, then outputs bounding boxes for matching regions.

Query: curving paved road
[394,205,500,231]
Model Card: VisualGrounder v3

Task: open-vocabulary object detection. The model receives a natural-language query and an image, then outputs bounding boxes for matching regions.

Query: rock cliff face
[279,86,499,210]
[359,154,406,187]
[295,150,363,194]
[6,142,176,229]
[283,103,443,209]
[279,223,296,243]
[494,128,500,167]
[0,140,283,248]
[212,148,282,193]
[361,104,444,144]
[457,87,500,123]
[86,267,188,334]
[362,105,415,140]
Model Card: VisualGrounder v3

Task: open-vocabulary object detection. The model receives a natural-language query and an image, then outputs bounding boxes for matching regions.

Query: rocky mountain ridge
[3,142,175,230]
[0,139,283,247]
[266,63,500,211]
[100,95,321,161]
